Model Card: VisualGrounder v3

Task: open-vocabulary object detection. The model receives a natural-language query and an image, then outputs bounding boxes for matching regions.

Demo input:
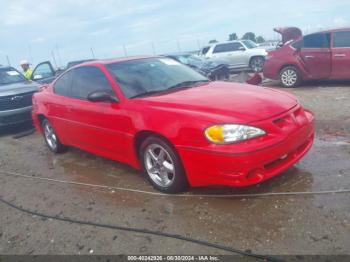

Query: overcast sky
[0,0,349,69]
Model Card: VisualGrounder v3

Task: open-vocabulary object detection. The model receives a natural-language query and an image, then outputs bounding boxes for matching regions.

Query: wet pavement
[0,83,349,256]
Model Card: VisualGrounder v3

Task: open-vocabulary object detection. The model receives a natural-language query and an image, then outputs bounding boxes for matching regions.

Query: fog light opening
[247,168,264,181]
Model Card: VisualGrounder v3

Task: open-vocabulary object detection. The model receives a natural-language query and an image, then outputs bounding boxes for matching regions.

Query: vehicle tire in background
[140,136,188,193]
[249,56,265,72]
[42,119,67,153]
[279,66,301,88]
[211,66,230,81]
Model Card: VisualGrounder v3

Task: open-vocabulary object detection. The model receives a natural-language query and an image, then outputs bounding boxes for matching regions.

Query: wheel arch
[279,64,299,74]
[249,55,265,64]
[134,130,178,159]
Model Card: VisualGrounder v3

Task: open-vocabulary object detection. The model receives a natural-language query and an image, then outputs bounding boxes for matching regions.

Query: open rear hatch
[274,27,302,44]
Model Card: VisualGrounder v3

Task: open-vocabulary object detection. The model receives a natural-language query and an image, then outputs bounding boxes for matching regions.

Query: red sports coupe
[32,57,314,193]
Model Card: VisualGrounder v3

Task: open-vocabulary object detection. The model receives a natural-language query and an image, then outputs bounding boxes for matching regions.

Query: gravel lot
[0,80,349,257]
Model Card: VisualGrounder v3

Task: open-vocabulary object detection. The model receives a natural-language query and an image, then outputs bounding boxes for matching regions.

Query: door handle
[334,53,346,57]
[304,55,314,59]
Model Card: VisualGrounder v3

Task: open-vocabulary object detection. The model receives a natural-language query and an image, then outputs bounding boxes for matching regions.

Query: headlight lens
[205,124,266,144]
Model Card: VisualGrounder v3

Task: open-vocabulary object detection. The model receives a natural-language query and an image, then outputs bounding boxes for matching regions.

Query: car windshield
[242,40,258,49]
[175,55,204,67]
[107,58,209,98]
[0,67,26,86]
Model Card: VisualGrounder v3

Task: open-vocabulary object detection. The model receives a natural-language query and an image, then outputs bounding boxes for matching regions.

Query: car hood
[0,81,39,97]
[274,27,302,44]
[138,81,297,123]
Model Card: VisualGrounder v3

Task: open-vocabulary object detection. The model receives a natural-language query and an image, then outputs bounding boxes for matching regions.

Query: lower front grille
[0,92,34,111]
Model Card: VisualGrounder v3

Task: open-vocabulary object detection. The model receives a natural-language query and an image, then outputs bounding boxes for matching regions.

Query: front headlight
[205,124,266,144]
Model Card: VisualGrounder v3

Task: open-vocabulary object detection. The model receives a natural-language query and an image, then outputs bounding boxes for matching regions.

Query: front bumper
[177,109,315,187]
[0,106,33,127]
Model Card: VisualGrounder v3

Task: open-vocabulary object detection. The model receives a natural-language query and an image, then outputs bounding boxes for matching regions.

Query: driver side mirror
[238,46,246,51]
[87,91,118,103]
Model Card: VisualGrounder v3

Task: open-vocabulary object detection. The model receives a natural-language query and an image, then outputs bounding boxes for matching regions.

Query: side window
[201,46,210,55]
[213,43,243,53]
[333,31,350,48]
[213,44,226,53]
[303,33,330,48]
[54,71,73,97]
[32,62,55,80]
[71,67,114,100]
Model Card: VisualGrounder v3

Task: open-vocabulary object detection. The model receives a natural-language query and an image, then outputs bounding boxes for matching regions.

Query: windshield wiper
[167,80,210,90]
[129,80,210,99]
[129,90,165,99]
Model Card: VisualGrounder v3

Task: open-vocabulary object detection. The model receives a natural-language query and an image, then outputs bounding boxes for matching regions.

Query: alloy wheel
[281,69,298,87]
[251,57,264,72]
[144,144,175,187]
[44,121,57,151]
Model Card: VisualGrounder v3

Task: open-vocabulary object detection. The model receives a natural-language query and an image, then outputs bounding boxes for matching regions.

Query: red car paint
[264,27,350,82]
[32,57,314,188]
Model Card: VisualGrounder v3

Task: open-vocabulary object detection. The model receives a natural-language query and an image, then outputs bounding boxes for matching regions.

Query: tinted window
[107,58,208,98]
[201,46,210,55]
[0,67,26,86]
[71,67,114,100]
[291,40,303,49]
[303,33,330,48]
[54,70,74,96]
[241,40,257,49]
[333,31,350,47]
[213,42,243,53]
[32,62,55,80]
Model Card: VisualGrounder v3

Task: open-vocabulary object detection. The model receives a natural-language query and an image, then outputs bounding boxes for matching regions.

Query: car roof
[72,56,156,68]
[315,27,350,34]
[163,52,194,57]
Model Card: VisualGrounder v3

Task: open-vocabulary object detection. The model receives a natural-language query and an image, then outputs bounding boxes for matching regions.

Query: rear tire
[42,119,67,153]
[279,66,301,88]
[139,136,188,193]
[211,67,230,81]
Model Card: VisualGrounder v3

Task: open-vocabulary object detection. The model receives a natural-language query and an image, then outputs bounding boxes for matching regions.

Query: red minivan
[263,27,350,87]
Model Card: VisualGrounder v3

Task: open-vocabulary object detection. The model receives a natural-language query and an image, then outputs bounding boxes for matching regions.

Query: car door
[331,31,350,79]
[48,70,75,145]
[211,42,246,68]
[31,61,57,84]
[299,33,331,79]
[63,66,129,160]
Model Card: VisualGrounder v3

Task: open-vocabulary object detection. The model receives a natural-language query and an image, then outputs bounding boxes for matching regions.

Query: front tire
[140,136,188,193]
[250,56,265,72]
[279,66,301,88]
[42,119,67,153]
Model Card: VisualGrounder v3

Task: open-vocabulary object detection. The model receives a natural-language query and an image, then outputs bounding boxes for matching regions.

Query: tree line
[209,32,265,44]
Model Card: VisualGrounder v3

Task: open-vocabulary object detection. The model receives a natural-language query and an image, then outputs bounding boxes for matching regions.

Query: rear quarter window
[201,46,210,55]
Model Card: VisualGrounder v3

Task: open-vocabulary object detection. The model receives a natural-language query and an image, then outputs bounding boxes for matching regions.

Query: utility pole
[51,51,58,69]
[123,45,128,57]
[151,42,156,55]
[196,39,201,50]
[6,55,11,66]
[28,44,33,63]
[176,40,181,52]
[90,47,96,59]
[55,44,62,68]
